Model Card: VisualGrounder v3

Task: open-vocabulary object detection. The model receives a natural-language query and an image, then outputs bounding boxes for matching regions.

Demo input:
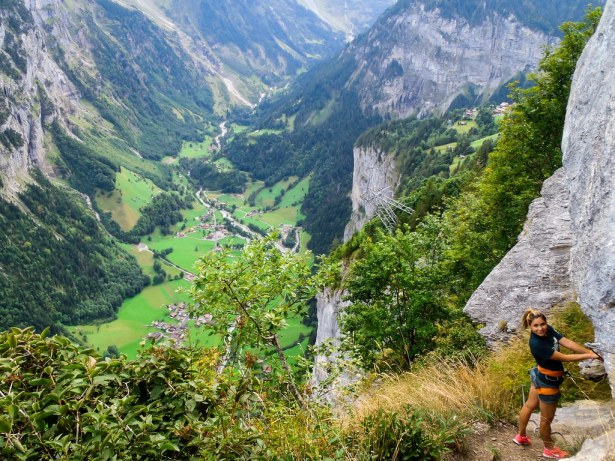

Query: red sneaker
[543,447,569,459]
[513,434,531,446]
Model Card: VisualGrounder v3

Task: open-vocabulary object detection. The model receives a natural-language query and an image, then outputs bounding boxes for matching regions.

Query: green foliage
[342,219,448,369]
[347,407,467,461]
[0,172,146,330]
[0,128,24,149]
[124,192,192,241]
[50,122,117,195]
[0,328,472,460]
[189,235,323,403]
[0,328,267,460]
[179,157,248,193]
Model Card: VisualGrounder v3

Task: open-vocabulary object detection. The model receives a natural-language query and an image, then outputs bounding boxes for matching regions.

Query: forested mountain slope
[0,0,214,330]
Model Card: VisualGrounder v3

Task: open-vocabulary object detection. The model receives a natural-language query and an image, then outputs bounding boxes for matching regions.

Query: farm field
[95,168,162,231]
[69,279,191,359]
[179,137,213,159]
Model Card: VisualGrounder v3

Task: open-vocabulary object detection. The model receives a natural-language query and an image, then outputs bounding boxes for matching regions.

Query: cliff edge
[464,0,615,394]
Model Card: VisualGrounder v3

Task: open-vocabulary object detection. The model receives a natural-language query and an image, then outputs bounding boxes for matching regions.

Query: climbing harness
[519,348,610,447]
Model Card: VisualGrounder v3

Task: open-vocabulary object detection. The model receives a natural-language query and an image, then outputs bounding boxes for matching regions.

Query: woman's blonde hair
[521,308,547,329]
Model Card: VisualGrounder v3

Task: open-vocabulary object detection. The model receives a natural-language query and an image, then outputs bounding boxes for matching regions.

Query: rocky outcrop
[343,145,400,241]
[0,0,79,193]
[347,2,557,118]
[531,400,615,461]
[464,0,615,394]
[567,428,615,461]
[312,288,350,389]
[463,169,575,343]
[562,0,615,392]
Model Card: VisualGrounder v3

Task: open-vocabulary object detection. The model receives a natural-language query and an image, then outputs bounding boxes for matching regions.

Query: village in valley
[142,190,303,347]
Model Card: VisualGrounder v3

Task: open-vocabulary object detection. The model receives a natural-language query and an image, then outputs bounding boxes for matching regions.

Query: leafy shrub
[346,407,467,460]
[0,328,265,460]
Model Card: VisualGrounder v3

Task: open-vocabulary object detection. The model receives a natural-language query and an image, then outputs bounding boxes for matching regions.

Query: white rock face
[312,288,352,394]
[348,3,555,118]
[343,145,400,241]
[567,429,615,461]
[562,0,615,394]
[464,0,615,395]
[464,169,575,343]
[315,145,399,388]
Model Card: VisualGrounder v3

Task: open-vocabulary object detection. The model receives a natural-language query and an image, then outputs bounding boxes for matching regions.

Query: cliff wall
[465,0,615,393]
[0,0,77,194]
[347,3,556,118]
[562,0,615,391]
[343,145,400,241]
[312,288,350,388]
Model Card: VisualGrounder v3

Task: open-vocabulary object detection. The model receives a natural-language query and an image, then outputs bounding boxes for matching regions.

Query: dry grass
[347,303,612,430]
[349,356,515,429]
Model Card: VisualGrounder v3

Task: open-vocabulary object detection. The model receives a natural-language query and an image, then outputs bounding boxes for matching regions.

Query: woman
[514,308,600,459]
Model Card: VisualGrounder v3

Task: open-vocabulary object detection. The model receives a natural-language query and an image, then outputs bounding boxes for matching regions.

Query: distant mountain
[238,0,603,253]
[115,0,352,104]
[297,0,396,40]
[270,0,604,122]
[412,0,600,34]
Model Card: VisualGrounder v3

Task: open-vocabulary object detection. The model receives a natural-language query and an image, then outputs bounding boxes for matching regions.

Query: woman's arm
[559,337,595,354]
[550,350,599,362]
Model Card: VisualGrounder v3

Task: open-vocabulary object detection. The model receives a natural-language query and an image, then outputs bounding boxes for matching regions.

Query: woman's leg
[539,400,558,448]
[518,385,540,436]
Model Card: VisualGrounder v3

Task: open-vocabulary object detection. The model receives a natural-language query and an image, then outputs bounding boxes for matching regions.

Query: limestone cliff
[343,145,400,241]
[464,0,615,393]
[312,288,350,387]
[463,169,575,343]
[0,0,78,194]
[315,143,400,384]
[562,0,615,391]
[346,1,557,118]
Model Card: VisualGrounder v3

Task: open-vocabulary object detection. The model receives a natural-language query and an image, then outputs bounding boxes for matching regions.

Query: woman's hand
[589,350,604,362]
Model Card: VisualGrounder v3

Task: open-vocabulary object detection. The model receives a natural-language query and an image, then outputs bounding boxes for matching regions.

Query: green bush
[0,328,265,460]
[347,407,467,460]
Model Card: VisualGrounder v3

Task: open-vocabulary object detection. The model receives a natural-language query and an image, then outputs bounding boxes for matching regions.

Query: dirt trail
[447,422,548,461]
[447,400,615,461]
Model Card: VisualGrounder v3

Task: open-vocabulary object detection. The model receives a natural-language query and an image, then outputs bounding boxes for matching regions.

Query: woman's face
[530,317,547,337]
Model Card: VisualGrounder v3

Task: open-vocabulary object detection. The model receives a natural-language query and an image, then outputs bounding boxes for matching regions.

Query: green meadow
[254,177,298,208]
[69,279,191,359]
[471,133,499,149]
[95,168,162,231]
[179,137,213,159]
[452,119,478,134]
[147,223,217,274]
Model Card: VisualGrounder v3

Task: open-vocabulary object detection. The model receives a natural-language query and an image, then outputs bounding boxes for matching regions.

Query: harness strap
[538,365,565,377]
[536,387,560,396]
